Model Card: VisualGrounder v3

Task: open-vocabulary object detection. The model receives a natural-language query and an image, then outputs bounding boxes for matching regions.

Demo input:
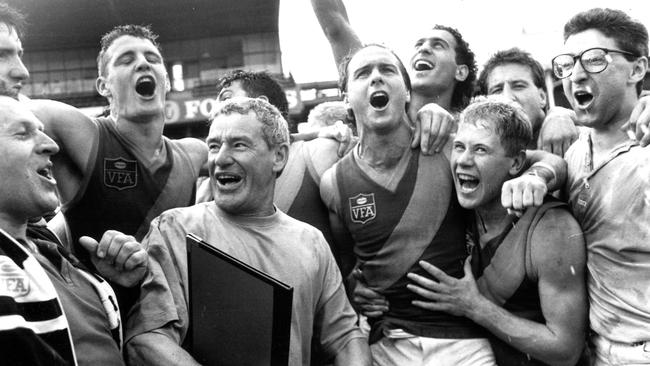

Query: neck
[358,120,412,169]
[111,114,166,154]
[408,88,453,121]
[475,198,510,235]
[0,213,28,242]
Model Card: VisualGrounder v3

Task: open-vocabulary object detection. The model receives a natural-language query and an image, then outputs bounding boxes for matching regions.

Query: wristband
[529,162,557,186]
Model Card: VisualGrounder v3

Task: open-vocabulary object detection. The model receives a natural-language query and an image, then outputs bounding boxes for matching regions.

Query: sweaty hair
[338,43,412,94]
[476,48,545,97]
[97,25,161,77]
[0,3,25,38]
[434,25,477,112]
[459,96,533,157]
[564,8,648,95]
[217,70,290,121]
[209,97,290,150]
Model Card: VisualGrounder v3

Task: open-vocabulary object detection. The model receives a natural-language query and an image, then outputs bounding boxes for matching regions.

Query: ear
[629,56,648,85]
[538,88,548,110]
[257,95,269,103]
[164,75,171,93]
[509,150,527,176]
[455,64,469,82]
[272,142,290,176]
[96,76,111,98]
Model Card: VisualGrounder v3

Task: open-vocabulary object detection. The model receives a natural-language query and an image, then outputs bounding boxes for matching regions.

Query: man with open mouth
[23,25,207,316]
[312,0,475,154]
[407,97,587,366]
[319,44,565,365]
[125,97,370,366]
[546,8,650,365]
[311,0,586,157]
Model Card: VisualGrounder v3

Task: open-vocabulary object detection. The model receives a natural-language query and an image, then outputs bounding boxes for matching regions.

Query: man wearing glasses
[548,8,650,365]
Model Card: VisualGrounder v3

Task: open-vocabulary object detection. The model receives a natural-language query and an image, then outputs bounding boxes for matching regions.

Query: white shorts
[370,328,496,366]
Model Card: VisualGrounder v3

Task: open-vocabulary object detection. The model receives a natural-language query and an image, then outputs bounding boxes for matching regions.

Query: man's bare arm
[127,329,200,366]
[408,209,587,366]
[471,210,586,365]
[311,0,363,68]
[334,337,371,366]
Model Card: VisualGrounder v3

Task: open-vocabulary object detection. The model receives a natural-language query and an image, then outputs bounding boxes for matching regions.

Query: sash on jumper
[356,153,453,290]
[133,139,197,240]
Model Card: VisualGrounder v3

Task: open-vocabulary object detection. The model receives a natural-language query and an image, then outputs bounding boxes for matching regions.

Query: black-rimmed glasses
[551,47,639,79]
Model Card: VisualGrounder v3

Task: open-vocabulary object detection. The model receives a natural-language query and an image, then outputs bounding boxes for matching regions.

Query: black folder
[186,233,293,366]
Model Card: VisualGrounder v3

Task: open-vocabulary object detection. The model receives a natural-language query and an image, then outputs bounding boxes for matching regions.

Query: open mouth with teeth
[574,91,594,107]
[37,165,55,182]
[370,91,389,109]
[413,60,434,71]
[456,173,479,193]
[135,76,156,97]
[215,173,242,187]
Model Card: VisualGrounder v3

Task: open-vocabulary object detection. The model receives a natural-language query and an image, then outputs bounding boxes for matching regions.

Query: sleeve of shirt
[311,233,366,357]
[125,214,190,345]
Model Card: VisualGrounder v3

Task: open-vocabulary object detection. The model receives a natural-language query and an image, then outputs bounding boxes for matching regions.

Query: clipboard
[186,233,293,366]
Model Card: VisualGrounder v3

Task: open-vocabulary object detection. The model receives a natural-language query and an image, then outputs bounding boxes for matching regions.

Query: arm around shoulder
[528,207,587,365]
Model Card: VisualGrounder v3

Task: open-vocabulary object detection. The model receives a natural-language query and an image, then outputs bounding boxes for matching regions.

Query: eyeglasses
[551,47,639,79]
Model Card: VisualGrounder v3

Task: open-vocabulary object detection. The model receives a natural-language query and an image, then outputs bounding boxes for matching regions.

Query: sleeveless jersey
[328,149,482,342]
[64,117,198,265]
[472,199,566,366]
[275,140,336,248]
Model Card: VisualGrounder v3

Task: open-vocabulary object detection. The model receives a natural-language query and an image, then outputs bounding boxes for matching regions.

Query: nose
[211,145,233,168]
[135,54,152,72]
[415,41,432,56]
[569,59,587,83]
[37,131,59,156]
[457,148,474,166]
[501,85,517,102]
[370,68,384,86]
[9,56,29,82]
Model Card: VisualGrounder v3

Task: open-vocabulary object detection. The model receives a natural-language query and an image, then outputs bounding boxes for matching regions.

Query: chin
[457,196,477,210]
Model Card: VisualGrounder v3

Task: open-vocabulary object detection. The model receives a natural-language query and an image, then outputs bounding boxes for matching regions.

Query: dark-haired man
[547,8,650,365]
[21,25,206,315]
[312,0,476,153]
[407,97,587,366]
[320,43,564,365]
[476,48,580,156]
[476,47,650,157]
[29,25,206,258]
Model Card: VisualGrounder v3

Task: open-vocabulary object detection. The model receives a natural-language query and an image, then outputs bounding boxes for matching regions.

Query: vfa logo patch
[349,193,376,224]
[0,257,30,297]
[104,158,138,190]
